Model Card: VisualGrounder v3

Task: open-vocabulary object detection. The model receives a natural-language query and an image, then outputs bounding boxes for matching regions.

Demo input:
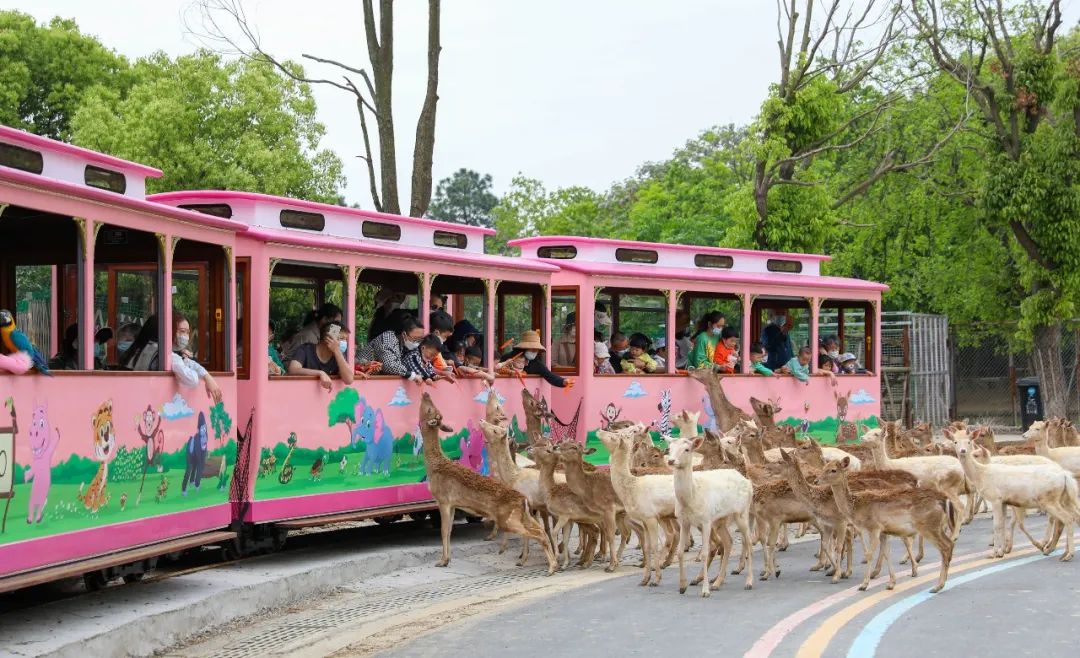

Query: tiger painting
[78,400,116,512]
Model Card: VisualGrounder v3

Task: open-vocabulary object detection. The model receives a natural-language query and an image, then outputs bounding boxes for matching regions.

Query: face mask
[827,350,839,359]
[524,351,538,361]
[404,339,420,350]
[339,340,348,354]
[773,315,786,326]
[94,343,106,360]
[118,340,133,353]
[615,348,628,356]
[711,327,722,336]
[175,334,190,350]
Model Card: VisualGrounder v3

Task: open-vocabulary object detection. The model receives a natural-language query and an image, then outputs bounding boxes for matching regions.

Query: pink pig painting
[458,419,485,473]
[24,401,60,524]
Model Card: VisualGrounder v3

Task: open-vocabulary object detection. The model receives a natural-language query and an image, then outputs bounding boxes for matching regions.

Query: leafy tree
[490,177,616,254]
[210,401,233,445]
[0,11,131,139]
[427,168,499,227]
[70,50,345,202]
[327,387,360,442]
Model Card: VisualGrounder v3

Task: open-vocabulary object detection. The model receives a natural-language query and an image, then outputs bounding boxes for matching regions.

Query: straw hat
[594,341,610,359]
[513,330,546,352]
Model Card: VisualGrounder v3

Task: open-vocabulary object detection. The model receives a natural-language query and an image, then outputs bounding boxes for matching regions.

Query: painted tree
[327,387,360,443]
[902,0,1078,416]
[210,401,233,445]
[71,50,344,202]
[191,0,442,216]
[427,168,499,227]
[0,11,131,139]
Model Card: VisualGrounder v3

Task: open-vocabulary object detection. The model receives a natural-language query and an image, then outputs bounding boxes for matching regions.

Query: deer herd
[418,370,1080,599]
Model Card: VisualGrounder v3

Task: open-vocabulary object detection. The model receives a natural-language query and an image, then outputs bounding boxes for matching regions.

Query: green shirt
[751,361,774,376]
[786,357,810,382]
[688,333,720,370]
[269,345,286,371]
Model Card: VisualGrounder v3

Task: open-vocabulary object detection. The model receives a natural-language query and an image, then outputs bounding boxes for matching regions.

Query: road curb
[5,524,497,658]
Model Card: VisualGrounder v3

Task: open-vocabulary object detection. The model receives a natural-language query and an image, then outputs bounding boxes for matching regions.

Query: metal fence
[952,328,1079,428]
[15,298,50,358]
[879,312,951,427]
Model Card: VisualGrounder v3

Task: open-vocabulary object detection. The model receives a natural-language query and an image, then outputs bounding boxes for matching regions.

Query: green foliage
[428,168,499,227]
[109,445,144,482]
[209,401,232,444]
[50,453,100,485]
[327,387,360,433]
[70,50,344,202]
[0,11,131,139]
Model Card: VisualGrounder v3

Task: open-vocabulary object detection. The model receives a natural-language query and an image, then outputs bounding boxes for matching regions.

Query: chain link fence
[952,327,1079,429]
[879,312,951,427]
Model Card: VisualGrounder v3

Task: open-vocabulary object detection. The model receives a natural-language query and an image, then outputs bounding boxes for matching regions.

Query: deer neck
[956,449,984,485]
[826,475,856,521]
[868,440,891,469]
[488,438,519,480]
[524,409,544,443]
[421,426,449,466]
[745,437,767,465]
[562,459,588,492]
[1034,438,1050,457]
[672,461,694,499]
[538,459,558,494]
[608,445,636,492]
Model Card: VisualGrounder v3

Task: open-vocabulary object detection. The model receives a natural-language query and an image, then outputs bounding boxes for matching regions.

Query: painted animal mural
[77,400,116,513]
[600,403,622,431]
[459,420,485,473]
[24,401,60,524]
[833,390,857,444]
[355,399,394,476]
[701,395,717,432]
[181,411,209,495]
[135,404,165,504]
[652,389,672,438]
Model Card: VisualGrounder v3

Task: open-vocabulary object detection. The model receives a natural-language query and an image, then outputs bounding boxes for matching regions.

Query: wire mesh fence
[879,312,951,427]
[951,327,1079,429]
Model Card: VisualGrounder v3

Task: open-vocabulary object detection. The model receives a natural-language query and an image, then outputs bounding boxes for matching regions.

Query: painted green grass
[0,477,228,546]
[252,453,428,500]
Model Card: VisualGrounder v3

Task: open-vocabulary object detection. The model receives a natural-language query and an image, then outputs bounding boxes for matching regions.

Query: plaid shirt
[404,349,436,380]
[356,330,408,376]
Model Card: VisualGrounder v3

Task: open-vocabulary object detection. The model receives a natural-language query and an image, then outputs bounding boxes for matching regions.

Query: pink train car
[0,123,885,593]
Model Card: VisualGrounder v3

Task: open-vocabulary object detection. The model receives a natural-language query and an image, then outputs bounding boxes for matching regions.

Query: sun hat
[655,338,667,349]
[594,341,610,359]
[839,352,857,363]
[512,330,546,352]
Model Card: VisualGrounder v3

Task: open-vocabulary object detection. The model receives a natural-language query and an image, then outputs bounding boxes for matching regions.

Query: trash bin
[1017,376,1043,431]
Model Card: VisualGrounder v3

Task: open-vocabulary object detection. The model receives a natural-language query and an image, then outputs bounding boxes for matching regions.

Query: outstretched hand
[563,378,576,391]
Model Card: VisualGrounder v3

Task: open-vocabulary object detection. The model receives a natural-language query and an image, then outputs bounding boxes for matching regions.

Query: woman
[449,319,483,359]
[553,312,576,367]
[818,335,842,374]
[357,313,426,377]
[123,314,222,404]
[367,288,406,342]
[674,310,692,369]
[687,311,725,369]
[496,330,574,389]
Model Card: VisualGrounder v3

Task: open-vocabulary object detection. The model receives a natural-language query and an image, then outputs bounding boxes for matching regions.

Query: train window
[94,224,164,370]
[362,220,401,241]
[537,245,577,259]
[270,261,344,375]
[84,165,127,194]
[0,142,43,174]
[431,274,488,368]
[356,267,420,350]
[280,209,325,231]
[495,282,543,370]
[819,301,874,373]
[751,298,811,373]
[173,239,230,372]
[767,259,803,273]
[550,287,578,373]
[600,288,667,375]
[694,254,734,269]
[683,293,742,371]
[179,203,234,219]
[615,248,659,264]
[433,230,467,249]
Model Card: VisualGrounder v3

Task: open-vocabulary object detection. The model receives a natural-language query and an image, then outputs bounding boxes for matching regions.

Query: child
[785,345,831,384]
[404,334,446,384]
[594,341,615,374]
[457,345,495,383]
[839,352,867,375]
[749,341,774,376]
[621,335,658,374]
[652,338,667,370]
[711,327,740,373]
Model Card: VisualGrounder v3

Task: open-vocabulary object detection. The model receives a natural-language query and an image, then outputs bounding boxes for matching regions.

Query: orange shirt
[712,341,738,373]
[433,353,448,370]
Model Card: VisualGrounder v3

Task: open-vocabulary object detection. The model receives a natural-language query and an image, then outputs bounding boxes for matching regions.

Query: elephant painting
[182,411,209,495]
[355,401,394,476]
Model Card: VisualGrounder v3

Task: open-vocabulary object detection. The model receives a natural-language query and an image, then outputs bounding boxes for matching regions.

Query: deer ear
[841,456,850,468]
[692,437,704,450]
[943,427,953,439]
[583,447,596,455]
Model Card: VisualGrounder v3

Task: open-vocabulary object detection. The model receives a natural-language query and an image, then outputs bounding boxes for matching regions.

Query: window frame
[279,209,326,231]
[819,298,876,373]
[83,165,127,194]
[549,285,580,375]
[236,257,252,380]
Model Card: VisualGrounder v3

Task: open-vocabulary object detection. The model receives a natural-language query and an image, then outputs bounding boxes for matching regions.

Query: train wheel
[272,528,289,551]
[122,572,145,584]
[375,514,404,526]
[83,571,109,591]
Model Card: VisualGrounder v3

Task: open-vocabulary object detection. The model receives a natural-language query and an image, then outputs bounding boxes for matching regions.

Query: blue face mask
[117,340,133,353]
[711,327,723,336]
[339,340,348,354]
[94,343,106,360]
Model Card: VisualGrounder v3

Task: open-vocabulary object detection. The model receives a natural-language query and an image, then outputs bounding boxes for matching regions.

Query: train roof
[149,190,557,273]
[512,235,887,292]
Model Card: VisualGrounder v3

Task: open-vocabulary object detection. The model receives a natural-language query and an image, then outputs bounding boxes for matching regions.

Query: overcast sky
[8,1,1078,209]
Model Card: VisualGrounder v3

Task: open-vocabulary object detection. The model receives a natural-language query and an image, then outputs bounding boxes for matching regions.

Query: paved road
[161,514,1080,658]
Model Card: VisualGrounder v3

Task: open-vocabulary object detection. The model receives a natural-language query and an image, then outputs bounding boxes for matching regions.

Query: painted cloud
[388,386,412,407]
[623,381,647,399]
[473,388,507,405]
[849,389,877,405]
[161,393,194,420]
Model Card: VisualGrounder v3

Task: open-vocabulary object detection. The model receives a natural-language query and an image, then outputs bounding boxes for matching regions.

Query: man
[287,321,355,391]
[608,332,629,374]
[281,303,343,361]
[761,308,793,371]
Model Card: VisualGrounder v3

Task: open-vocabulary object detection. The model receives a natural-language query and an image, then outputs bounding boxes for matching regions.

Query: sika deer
[952,429,1080,561]
[1027,420,1080,475]
[776,449,852,582]
[529,443,606,570]
[689,368,751,431]
[667,436,755,595]
[556,441,636,571]
[817,457,954,593]
[419,393,556,574]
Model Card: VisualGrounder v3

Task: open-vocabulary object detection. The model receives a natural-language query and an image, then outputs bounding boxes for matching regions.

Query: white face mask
[175,334,190,350]
[403,339,420,351]
[524,351,538,361]
[339,340,348,354]
[827,350,839,358]
[711,326,722,336]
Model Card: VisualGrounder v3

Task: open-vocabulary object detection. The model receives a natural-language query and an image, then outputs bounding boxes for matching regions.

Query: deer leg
[551,518,569,570]
[844,527,854,579]
[991,501,1006,558]
[637,519,655,586]
[677,519,691,594]
[761,521,782,581]
[645,517,663,587]
[698,520,714,597]
[603,511,619,572]
[880,534,897,590]
[436,503,455,568]
[485,521,498,541]
[734,510,754,591]
[860,531,881,591]
[927,527,954,593]
[661,517,680,569]
[901,537,917,577]
[947,493,966,540]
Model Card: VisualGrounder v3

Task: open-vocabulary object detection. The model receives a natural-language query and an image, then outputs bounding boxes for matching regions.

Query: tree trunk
[409,0,441,218]
[752,161,769,249]
[364,0,400,215]
[1032,322,1068,419]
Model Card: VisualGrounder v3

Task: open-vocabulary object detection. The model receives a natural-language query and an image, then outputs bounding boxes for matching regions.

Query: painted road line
[794,547,1045,658]
[845,549,1059,658]
[744,547,989,658]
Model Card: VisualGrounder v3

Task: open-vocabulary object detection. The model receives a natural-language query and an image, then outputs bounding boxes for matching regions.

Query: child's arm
[752,362,774,376]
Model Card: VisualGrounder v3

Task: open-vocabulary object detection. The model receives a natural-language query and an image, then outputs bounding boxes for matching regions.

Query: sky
[8,1,1078,210]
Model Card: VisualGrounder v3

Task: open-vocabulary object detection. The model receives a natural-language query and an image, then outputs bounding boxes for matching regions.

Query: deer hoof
[929,585,942,593]
[1060,553,1073,562]
[679,586,687,594]
[775,568,781,578]
[858,583,868,591]
[648,581,659,587]
[701,589,711,598]
[743,582,753,591]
